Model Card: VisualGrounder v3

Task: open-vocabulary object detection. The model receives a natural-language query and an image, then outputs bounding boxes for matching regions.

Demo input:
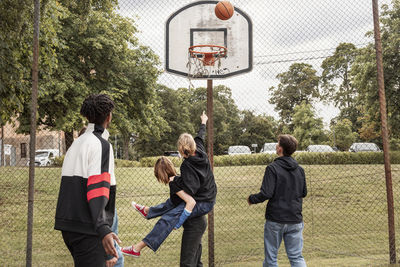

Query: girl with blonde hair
[122,111,217,258]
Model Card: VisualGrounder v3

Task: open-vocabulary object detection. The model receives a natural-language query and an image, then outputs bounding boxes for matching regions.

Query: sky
[116,0,391,128]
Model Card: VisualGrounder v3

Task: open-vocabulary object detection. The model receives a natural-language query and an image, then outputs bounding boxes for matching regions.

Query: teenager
[55,94,120,267]
[247,134,307,267]
[122,112,217,257]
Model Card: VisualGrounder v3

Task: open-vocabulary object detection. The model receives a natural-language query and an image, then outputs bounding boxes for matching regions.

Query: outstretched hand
[201,111,208,124]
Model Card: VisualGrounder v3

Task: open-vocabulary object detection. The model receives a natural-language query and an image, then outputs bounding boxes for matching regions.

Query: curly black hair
[80,94,115,125]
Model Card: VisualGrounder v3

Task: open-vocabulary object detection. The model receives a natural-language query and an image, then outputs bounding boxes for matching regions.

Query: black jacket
[54,124,116,239]
[170,124,217,204]
[248,156,307,224]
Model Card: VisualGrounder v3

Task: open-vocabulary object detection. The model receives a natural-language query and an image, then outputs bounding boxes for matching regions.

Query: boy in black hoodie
[248,134,307,267]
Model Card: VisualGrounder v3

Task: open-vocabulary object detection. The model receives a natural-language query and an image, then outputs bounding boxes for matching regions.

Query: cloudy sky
[117,0,391,127]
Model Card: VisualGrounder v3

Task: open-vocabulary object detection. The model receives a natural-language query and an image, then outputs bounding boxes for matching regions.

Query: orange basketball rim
[188,45,228,66]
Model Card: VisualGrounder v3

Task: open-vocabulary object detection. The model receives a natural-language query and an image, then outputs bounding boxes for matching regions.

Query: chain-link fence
[1,0,400,266]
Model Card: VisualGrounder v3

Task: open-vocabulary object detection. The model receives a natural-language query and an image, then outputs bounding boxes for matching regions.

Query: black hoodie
[248,156,307,224]
[170,124,217,204]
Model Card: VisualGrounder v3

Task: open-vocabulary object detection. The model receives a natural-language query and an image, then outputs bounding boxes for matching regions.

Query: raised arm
[195,111,208,152]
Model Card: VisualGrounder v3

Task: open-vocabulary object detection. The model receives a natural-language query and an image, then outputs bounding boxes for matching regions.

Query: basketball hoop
[187,45,227,79]
[189,45,227,66]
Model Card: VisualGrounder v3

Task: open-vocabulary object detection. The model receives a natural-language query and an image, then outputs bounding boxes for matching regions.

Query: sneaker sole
[131,202,147,218]
[122,251,140,258]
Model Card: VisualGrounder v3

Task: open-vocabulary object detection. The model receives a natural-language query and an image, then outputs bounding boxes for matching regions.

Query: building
[0,121,67,167]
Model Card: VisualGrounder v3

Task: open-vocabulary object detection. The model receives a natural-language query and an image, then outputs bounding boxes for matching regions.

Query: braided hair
[80,94,115,125]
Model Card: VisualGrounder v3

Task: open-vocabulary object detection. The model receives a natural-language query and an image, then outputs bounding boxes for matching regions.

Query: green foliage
[0,0,34,125]
[53,155,65,167]
[331,118,358,151]
[135,85,242,156]
[292,102,328,150]
[321,43,361,131]
[114,159,141,168]
[352,1,400,141]
[238,110,278,151]
[134,85,194,157]
[139,156,183,168]
[185,85,242,155]
[269,63,320,124]
[138,151,400,167]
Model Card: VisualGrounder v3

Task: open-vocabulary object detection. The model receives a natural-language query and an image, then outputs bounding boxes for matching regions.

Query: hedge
[53,151,400,168]
[140,151,400,167]
[140,156,183,167]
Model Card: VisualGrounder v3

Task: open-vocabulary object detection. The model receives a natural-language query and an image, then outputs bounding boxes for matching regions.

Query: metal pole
[206,79,215,267]
[26,0,40,266]
[1,125,4,167]
[372,0,396,263]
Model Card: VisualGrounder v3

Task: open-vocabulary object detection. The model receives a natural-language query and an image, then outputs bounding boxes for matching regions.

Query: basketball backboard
[165,1,252,79]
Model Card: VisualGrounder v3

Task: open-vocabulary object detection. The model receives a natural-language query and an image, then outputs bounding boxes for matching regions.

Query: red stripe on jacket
[87,187,110,201]
[87,172,111,186]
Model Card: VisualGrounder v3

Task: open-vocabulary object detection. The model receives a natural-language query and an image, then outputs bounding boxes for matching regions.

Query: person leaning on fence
[121,111,217,258]
[54,94,121,267]
[247,134,307,267]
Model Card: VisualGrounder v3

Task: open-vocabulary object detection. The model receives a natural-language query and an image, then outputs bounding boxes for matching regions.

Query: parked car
[349,143,381,152]
[260,142,278,154]
[306,145,335,152]
[227,145,252,156]
[28,149,60,166]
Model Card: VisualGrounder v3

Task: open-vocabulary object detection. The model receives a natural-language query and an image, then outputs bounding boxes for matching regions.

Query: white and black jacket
[54,123,116,239]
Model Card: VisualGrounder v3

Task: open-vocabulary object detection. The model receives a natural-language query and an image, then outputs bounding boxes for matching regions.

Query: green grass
[1,164,400,266]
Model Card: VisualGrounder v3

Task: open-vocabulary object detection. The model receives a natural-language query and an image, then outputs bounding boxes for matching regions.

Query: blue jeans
[106,209,124,267]
[263,221,306,267]
[143,198,214,252]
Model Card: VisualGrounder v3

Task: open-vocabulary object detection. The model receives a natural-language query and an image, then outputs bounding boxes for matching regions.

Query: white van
[227,145,252,156]
[260,143,278,154]
[28,149,60,166]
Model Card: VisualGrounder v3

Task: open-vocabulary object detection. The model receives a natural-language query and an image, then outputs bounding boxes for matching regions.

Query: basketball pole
[206,79,215,267]
[372,0,396,263]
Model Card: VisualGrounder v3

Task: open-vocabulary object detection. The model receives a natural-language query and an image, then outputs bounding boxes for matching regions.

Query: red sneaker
[121,245,140,257]
[132,201,148,218]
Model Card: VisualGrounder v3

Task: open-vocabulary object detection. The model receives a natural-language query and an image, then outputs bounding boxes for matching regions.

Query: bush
[140,156,183,167]
[212,151,400,167]
[115,159,141,168]
[53,155,65,167]
[53,156,141,168]
[214,153,277,167]
[51,151,400,168]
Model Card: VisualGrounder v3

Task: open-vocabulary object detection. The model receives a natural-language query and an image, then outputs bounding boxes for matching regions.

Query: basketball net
[187,45,227,86]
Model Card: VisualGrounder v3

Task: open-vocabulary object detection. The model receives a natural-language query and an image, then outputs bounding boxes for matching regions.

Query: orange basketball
[215,1,234,20]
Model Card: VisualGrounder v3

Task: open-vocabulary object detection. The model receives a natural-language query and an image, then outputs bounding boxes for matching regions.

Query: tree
[238,110,278,151]
[331,118,358,151]
[269,63,320,125]
[292,102,327,150]
[321,43,361,131]
[185,85,242,155]
[134,85,194,158]
[0,0,64,126]
[352,2,400,141]
[11,0,165,153]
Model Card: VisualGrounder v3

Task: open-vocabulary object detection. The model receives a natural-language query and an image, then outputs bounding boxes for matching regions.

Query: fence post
[207,79,215,267]
[1,125,4,167]
[26,0,40,266]
[371,0,396,264]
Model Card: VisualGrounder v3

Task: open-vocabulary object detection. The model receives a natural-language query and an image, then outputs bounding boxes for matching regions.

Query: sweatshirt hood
[274,156,299,171]
[186,150,208,166]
